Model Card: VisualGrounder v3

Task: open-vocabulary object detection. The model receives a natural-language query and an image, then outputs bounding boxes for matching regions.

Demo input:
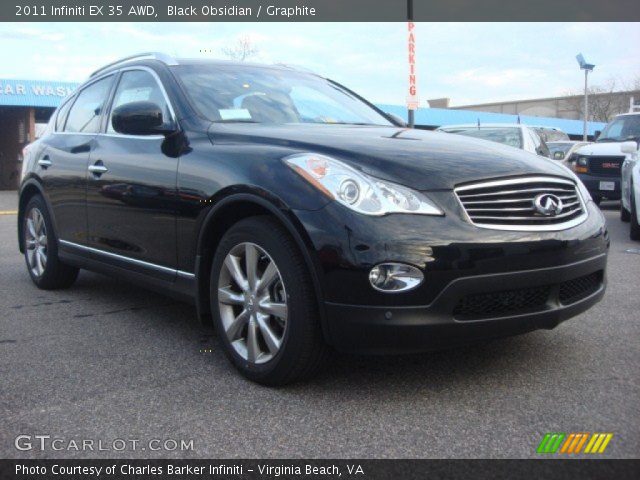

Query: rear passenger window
[55,99,73,132]
[64,76,113,133]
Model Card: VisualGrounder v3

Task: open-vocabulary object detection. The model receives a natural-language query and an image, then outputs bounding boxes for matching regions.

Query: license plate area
[599,181,615,191]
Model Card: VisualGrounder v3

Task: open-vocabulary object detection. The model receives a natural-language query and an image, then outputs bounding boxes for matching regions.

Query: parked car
[437,124,551,157]
[620,136,640,240]
[19,53,608,385]
[547,141,591,162]
[569,112,640,204]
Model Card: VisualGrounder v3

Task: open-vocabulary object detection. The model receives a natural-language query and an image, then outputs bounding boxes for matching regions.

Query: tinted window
[55,99,73,132]
[107,70,172,134]
[64,76,113,133]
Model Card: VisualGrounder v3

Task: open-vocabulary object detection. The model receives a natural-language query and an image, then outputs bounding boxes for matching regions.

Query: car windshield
[533,127,569,142]
[547,142,574,155]
[443,127,523,149]
[172,64,393,126]
[597,115,640,142]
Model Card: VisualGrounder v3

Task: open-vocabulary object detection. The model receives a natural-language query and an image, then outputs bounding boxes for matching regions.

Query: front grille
[587,156,624,176]
[455,176,587,231]
[453,285,551,320]
[559,271,602,305]
[453,270,604,320]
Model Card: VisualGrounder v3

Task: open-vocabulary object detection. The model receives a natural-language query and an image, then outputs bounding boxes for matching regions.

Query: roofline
[452,89,640,109]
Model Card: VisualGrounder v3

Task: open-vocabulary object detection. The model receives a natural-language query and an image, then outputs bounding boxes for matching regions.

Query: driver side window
[107,70,172,134]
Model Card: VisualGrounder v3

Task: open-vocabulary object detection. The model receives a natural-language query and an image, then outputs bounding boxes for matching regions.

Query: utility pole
[583,69,589,141]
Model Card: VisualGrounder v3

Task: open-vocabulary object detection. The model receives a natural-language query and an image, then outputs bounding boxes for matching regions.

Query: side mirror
[553,151,564,160]
[593,130,601,140]
[621,141,639,154]
[111,101,171,136]
[386,112,407,127]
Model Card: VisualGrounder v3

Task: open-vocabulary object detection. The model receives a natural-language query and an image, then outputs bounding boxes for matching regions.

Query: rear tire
[23,195,79,289]
[631,187,640,241]
[210,216,328,385]
[621,202,630,222]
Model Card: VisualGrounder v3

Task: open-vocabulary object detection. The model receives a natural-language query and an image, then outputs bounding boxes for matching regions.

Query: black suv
[19,53,608,385]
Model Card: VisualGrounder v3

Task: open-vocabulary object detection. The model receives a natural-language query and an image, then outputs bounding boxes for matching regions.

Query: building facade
[0,79,77,190]
[452,90,640,123]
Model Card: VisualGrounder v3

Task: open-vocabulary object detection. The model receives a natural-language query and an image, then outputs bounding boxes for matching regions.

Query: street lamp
[576,53,595,141]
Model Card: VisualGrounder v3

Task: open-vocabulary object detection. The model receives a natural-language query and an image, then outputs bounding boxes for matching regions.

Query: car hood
[574,141,627,157]
[209,123,572,190]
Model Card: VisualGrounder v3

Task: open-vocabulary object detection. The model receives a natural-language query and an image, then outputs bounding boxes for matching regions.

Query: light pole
[576,53,595,141]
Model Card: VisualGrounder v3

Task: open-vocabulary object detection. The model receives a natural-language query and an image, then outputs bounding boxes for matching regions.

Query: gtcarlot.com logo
[537,432,613,454]
[14,435,194,452]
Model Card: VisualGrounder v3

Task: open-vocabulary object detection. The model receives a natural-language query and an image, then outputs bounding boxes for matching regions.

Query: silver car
[437,123,551,158]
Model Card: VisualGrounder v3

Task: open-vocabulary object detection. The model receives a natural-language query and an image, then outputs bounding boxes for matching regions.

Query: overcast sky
[0,22,638,106]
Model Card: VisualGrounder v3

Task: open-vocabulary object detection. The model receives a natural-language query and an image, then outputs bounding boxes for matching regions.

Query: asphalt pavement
[1,191,638,459]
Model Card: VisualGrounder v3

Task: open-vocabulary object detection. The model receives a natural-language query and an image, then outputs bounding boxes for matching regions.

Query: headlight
[563,169,592,203]
[576,177,593,203]
[284,153,443,216]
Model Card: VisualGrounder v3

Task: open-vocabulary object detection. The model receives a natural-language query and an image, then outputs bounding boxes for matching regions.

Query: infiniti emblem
[533,193,563,216]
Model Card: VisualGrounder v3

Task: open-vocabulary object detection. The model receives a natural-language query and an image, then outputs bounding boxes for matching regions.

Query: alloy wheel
[25,207,48,277]
[217,242,288,364]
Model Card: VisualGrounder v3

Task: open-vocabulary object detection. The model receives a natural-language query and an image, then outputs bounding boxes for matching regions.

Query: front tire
[23,195,79,289]
[210,216,328,385]
[621,202,630,222]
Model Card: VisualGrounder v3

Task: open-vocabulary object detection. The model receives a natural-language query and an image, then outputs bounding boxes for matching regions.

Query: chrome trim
[37,158,52,168]
[90,52,179,77]
[456,176,576,192]
[59,240,194,278]
[454,176,589,232]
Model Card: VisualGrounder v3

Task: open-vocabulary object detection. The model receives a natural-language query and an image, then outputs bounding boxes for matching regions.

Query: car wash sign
[0,79,78,108]
[406,22,419,110]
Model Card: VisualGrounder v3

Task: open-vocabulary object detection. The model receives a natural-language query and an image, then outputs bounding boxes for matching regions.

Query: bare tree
[565,77,635,122]
[221,36,259,62]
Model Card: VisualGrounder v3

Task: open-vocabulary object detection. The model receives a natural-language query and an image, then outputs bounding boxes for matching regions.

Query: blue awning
[0,79,78,108]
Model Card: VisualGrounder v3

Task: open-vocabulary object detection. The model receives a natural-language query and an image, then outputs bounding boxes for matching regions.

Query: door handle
[38,156,52,169]
[88,162,108,175]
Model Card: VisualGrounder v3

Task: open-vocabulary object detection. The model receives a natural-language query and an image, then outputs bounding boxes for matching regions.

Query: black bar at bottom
[1,459,639,480]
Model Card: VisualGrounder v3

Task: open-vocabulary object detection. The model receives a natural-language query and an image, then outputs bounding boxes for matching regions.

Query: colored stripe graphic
[539,433,613,454]
[585,433,613,453]
[537,433,565,453]
[559,433,589,454]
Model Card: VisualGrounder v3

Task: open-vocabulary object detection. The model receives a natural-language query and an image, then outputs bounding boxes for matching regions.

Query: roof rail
[90,52,179,77]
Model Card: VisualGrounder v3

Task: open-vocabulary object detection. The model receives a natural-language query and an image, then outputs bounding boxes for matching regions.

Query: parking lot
[0,191,638,459]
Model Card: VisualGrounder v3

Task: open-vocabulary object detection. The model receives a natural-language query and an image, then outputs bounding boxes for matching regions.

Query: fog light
[368,263,424,292]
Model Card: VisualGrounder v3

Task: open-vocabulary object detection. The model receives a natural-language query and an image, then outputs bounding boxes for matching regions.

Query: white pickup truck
[569,111,640,221]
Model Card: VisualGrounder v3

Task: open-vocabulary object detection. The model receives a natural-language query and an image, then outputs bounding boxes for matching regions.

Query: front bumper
[324,254,606,353]
[577,173,621,200]
[294,192,609,353]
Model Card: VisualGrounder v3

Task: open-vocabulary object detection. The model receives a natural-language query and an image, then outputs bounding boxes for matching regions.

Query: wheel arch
[194,189,329,340]
[17,179,54,254]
